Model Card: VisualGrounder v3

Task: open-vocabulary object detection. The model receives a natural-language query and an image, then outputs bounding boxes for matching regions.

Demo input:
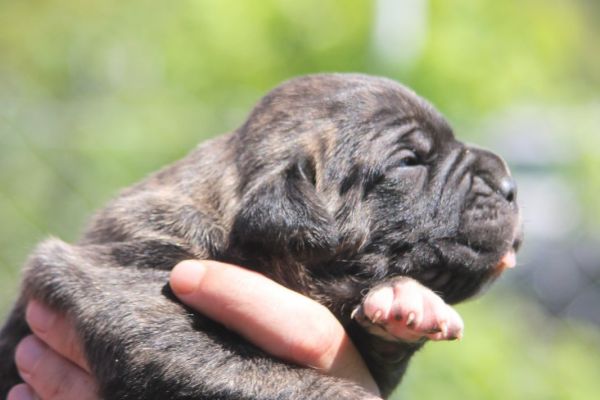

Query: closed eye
[394,149,422,168]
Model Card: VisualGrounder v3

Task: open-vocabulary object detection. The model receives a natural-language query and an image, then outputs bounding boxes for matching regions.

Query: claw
[350,306,362,320]
[406,312,416,328]
[439,321,448,337]
[372,309,383,323]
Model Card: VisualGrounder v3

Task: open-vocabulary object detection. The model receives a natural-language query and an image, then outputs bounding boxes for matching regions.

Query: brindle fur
[0,74,521,399]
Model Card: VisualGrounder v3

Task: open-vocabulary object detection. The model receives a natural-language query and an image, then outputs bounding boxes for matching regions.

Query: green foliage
[405,0,598,117]
[1,0,599,397]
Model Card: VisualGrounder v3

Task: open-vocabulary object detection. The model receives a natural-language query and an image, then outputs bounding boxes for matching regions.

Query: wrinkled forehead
[323,82,458,156]
[238,75,461,174]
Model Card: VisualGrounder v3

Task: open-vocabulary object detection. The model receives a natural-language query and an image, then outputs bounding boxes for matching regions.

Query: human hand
[9,260,381,400]
[8,300,97,400]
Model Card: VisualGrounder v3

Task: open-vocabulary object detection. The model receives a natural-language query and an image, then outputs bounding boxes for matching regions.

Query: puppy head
[230,74,521,303]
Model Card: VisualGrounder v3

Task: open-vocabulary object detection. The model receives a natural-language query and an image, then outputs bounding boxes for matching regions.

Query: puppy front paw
[352,277,464,343]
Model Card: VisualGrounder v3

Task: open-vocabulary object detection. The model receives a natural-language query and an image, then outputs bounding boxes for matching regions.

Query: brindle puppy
[0,74,521,399]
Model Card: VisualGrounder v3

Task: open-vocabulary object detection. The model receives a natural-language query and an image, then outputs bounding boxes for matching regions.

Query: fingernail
[15,336,46,378]
[25,300,56,333]
[8,384,36,400]
[170,260,207,295]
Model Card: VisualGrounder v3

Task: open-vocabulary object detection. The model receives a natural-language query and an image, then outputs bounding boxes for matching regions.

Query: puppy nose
[465,145,517,204]
[499,176,517,203]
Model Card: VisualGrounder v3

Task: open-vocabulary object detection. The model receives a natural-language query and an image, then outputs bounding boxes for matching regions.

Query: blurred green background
[1,0,599,398]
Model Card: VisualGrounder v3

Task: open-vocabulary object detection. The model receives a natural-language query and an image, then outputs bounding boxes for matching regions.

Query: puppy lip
[494,228,522,275]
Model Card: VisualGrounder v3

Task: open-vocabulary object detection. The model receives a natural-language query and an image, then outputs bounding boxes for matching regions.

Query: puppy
[0,74,521,399]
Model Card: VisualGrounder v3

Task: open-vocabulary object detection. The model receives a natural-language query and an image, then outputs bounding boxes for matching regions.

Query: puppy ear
[230,158,339,261]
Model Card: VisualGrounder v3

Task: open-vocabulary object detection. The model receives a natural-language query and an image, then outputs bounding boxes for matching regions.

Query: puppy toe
[362,285,394,324]
[355,276,465,343]
[423,301,464,341]
[441,305,464,340]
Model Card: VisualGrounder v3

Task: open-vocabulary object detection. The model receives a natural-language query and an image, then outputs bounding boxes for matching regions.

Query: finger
[169,260,380,396]
[25,300,90,373]
[15,335,99,400]
[7,384,37,400]
[170,260,339,367]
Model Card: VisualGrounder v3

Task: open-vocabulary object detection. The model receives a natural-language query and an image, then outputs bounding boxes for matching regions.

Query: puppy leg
[348,277,464,396]
[353,277,464,343]
[0,238,375,400]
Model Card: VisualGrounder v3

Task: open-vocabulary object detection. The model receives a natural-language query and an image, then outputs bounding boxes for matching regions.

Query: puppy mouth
[457,194,523,275]
[494,240,517,270]
[491,232,522,276]
[414,233,521,304]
